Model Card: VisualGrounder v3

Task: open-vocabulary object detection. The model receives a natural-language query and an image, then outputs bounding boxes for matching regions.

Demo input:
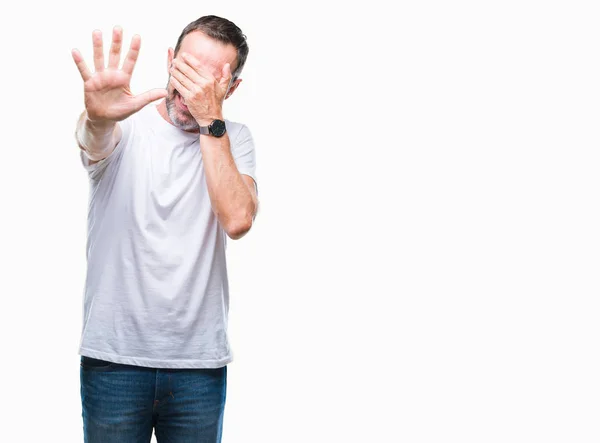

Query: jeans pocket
[80,356,117,371]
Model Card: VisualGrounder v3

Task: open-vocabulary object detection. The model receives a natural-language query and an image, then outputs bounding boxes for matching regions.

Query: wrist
[196,114,223,127]
[85,113,116,131]
[198,117,227,138]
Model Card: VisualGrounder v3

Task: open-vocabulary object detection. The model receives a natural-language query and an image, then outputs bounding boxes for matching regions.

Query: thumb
[132,88,168,112]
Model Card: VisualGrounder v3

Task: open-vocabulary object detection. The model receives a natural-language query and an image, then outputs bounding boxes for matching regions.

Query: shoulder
[129,105,154,127]
[224,118,243,134]
[225,120,255,150]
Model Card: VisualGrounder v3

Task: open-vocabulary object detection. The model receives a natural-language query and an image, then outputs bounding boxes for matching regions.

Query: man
[71,15,258,443]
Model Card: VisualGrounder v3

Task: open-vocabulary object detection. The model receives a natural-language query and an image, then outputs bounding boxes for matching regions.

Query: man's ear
[167,48,174,72]
[225,78,242,100]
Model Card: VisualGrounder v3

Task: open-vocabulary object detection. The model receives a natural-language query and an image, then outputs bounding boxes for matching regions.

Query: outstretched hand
[72,26,167,123]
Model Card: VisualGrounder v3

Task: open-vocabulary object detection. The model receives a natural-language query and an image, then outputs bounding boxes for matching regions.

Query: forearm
[75,111,120,161]
[200,133,256,239]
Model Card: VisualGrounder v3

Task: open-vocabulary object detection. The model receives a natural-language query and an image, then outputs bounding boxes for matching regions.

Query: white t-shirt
[78,104,257,368]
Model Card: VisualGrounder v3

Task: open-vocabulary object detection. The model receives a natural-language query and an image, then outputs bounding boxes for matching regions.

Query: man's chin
[167,107,199,131]
[175,117,199,132]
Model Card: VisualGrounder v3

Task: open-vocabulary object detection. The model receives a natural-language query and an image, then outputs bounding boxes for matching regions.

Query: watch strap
[198,119,226,137]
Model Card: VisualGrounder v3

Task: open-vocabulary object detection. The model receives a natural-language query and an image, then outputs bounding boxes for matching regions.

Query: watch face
[210,120,227,137]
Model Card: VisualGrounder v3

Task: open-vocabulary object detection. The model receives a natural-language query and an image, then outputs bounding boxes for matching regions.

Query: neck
[156,100,172,124]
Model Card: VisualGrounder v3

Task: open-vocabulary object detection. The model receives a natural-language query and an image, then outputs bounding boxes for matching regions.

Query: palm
[72,27,166,123]
[83,70,136,121]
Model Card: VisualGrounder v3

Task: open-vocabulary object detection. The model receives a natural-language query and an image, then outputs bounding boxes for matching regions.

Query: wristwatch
[199,119,227,137]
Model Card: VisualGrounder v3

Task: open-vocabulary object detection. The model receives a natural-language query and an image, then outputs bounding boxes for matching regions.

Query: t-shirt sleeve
[80,118,133,181]
[230,123,258,193]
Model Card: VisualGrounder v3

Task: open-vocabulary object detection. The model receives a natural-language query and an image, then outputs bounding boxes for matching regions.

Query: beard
[165,76,200,132]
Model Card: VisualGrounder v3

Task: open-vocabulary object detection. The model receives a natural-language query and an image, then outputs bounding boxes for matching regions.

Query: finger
[170,64,196,91]
[132,88,167,112]
[122,34,141,76]
[172,57,203,85]
[71,48,92,81]
[92,30,104,72]
[180,53,215,81]
[107,26,123,69]
[169,75,189,98]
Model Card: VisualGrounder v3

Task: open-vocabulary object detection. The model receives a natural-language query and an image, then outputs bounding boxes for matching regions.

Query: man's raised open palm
[72,26,166,123]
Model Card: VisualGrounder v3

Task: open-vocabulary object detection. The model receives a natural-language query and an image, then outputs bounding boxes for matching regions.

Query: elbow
[224,210,255,240]
[225,219,252,240]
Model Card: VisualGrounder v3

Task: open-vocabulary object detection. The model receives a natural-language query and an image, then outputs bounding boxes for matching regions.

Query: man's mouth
[175,92,189,112]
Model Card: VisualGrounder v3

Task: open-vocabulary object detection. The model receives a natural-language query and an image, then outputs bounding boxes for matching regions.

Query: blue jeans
[80,356,227,443]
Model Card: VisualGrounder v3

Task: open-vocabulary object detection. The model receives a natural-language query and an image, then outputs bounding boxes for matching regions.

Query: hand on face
[169,53,232,125]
